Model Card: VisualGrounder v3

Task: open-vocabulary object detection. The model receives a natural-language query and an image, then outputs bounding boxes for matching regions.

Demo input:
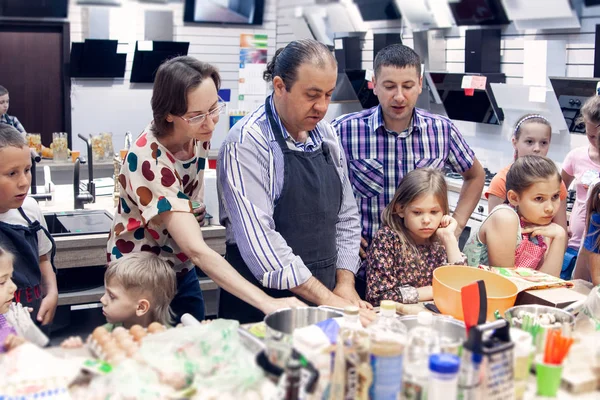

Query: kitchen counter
[37,185,225,314]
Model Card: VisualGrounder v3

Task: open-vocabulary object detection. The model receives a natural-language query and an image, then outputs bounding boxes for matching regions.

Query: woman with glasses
[107,56,304,322]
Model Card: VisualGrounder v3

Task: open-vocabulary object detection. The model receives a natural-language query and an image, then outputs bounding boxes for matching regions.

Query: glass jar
[91,134,105,161]
[101,132,114,159]
[52,132,69,162]
[26,133,42,154]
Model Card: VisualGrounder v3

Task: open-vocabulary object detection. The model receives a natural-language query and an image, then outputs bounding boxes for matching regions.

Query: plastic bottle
[368,300,408,400]
[401,312,440,400]
[329,306,372,400]
[428,353,460,400]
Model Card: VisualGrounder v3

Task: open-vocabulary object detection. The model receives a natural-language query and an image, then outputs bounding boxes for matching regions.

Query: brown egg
[147,322,166,333]
[94,332,112,346]
[92,326,109,341]
[129,325,147,342]
[112,326,128,336]
[117,337,135,350]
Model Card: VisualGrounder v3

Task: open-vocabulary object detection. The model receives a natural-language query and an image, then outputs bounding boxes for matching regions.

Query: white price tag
[334,39,343,50]
[138,41,153,51]
[461,75,473,89]
[365,69,374,82]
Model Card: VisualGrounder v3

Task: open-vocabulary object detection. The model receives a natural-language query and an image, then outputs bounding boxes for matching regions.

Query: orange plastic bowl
[432,266,519,322]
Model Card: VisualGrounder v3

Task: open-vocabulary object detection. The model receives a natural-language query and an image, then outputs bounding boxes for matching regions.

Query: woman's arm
[161,211,305,315]
[561,170,575,194]
[553,199,568,242]
[484,209,520,268]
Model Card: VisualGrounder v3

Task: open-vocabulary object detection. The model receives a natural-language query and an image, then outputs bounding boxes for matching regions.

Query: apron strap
[17,207,33,225]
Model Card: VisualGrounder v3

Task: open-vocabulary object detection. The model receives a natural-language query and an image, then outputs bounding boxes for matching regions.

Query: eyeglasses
[179,99,226,126]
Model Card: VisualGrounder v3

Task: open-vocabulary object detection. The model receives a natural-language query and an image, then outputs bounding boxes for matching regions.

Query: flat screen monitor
[449,0,509,26]
[183,0,265,25]
[70,40,126,78]
[0,0,68,18]
[130,41,190,83]
[429,72,505,124]
[549,77,600,134]
[353,0,401,21]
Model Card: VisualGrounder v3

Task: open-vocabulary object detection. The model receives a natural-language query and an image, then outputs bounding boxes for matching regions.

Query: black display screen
[70,40,126,79]
[184,0,265,25]
[130,41,190,83]
[0,0,68,18]
[449,0,509,26]
[549,77,600,133]
[353,0,401,21]
[429,72,505,124]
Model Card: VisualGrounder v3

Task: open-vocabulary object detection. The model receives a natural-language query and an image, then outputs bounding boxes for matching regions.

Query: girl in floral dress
[365,168,465,306]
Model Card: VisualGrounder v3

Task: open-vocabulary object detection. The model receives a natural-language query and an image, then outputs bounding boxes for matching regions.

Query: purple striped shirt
[332,105,475,245]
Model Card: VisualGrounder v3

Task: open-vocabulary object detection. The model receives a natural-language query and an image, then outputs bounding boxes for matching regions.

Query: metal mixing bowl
[504,305,575,329]
[264,307,343,367]
[398,314,466,354]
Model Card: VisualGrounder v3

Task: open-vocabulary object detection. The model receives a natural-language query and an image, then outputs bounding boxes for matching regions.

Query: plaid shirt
[0,113,25,134]
[332,105,476,245]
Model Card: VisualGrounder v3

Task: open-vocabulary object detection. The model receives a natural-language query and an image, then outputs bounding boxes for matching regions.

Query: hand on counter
[333,269,373,310]
[260,296,306,316]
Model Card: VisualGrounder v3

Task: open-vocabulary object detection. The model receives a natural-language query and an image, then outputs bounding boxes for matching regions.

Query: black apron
[218,97,343,323]
[0,207,56,322]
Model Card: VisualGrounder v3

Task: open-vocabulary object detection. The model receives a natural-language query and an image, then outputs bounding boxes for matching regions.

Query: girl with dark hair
[464,155,567,277]
[107,56,304,323]
[486,114,568,236]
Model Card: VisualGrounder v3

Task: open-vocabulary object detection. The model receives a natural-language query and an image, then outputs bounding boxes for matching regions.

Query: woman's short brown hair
[151,56,221,137]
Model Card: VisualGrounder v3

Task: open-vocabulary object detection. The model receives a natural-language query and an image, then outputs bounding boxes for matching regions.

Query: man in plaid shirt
[332,44,486,297]
[0,86,26,135]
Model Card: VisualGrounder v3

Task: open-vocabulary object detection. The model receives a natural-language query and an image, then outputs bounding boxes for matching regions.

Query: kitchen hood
[500,0,583,30]
[396,0,455,30]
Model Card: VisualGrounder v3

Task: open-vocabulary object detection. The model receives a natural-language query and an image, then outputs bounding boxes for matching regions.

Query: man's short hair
[374,44,422,77]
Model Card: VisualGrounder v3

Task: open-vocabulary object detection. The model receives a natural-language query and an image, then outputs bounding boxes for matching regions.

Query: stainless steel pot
[398,314,466,354]
[264,307,342,368]
[504,305,575,329]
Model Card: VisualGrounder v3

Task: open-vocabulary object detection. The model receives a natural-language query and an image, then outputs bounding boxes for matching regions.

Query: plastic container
[329,306,371,400]
[510,328,534,400]
[428,353,460,400]
[368,300,408,400]
[402,312,440,400]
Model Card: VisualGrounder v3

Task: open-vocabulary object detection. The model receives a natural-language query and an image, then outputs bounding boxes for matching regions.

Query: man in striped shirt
[218,39,374,323]
[333,44,485,296]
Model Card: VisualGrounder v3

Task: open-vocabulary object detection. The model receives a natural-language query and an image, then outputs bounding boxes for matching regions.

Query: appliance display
[429,72,505,125]
[183,0,265,25]
[449,0,510,26]
[0,0,68,18]
[70,40,126,79]
[130,41,190,83]
[549,77,600,134]
[353,0,401,21]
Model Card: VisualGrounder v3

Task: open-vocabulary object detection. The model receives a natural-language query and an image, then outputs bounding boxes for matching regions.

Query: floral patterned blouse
[366,226,459,306]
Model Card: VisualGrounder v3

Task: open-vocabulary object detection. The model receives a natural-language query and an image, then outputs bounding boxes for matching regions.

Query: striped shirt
[218,95,361,290]
[0,113,25,134]
[332,105,476,245]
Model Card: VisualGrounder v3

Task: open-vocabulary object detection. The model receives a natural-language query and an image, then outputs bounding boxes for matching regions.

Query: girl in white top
[463,155,567,277]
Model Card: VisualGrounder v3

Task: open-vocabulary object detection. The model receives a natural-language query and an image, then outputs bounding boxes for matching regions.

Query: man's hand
[260,296,306,316]
[333,270,373,309]
[37,291,58,325]
[359,237,369,259]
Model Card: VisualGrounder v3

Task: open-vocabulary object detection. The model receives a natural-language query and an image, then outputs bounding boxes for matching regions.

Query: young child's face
[396,193,444,245]
[585,120,600,151]
[0,94,9,115]
[0,145,32,213]
[510,178,561,225]
[513,123,551,158]
[100,280,141,326]
[0,257,17,314]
